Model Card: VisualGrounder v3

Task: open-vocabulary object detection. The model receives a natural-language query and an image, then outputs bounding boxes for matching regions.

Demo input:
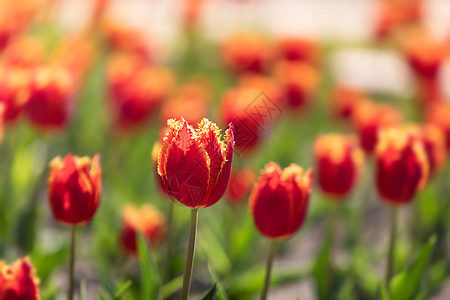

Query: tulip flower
[221,32,274,74]
[226,166,256,205]
[314,134,364,199]
[352,100,402,153]
[119,204,166,255]
[274,61,319,111]
[427,103,450,150]
[157,117,234,300]
[277,37,320,66]
[3,36,45,68]
[249,162,312,300]
[331,85,366,120]
[0,257,40,300]
[375,127,429,284]
[0,66,31,124]
[24,66,76,132]
[48,153,102,300]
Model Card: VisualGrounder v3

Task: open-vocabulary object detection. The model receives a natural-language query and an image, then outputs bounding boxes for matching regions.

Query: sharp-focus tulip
[24,66,76,131]
[119,204,166,255]
[0,257,40,300]
[226,167,256,205]
[249,162,312,239]
[221,32,273,74]
[48,154,102,226]
[375,128,429,205]
[0,66,31,123]
[352,100,402,153]
[274,61,319,111]
[277,37,320,65]
[314,134,364,199]
[157,118,234,208]
[427,103,450,150]
[331,85,366,120]
[161,79,211,126]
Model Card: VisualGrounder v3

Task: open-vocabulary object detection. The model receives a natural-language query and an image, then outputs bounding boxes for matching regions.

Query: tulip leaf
[313,229,334,300]
[161,276,183,299]
[113,280,132,299]
[201,284,217,300]
[379,283,391,300]
[207,262,229,300]
[388,235,436,300]
[137,235,160,300]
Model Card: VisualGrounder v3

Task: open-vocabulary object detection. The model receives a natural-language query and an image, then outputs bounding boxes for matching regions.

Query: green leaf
[199,224,231,276]
[114,280,132,299]
[137,235,160,300]
[207,262,229,300]
[161,276,183,299]
[389,235,436,300]
[201,284,217,300]
[379,282,391,300]
[313,230,333,300]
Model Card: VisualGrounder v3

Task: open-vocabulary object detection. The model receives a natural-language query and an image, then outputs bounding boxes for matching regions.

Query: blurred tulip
[277,37,320,65]
[181,0,205,27]
[352,100,402,153]
[226,167,256,205]
[249,162,312,240]
[157,118,234,208]
[3,36,46,68]
[0,66,31,123]
[331,85,366,120]
[106,53,145,98]
[274,61,319,111]
[314,134,364,199]
[48,154,102,226]
[375,128,429,206]
[119,204,166,255]
[0,257,40,300]
[0,1,38,50]
[24,66,76,131]
[102,19,152,61]
[221,32,274,74]
[426,102,450,150]
[161,78,211,126]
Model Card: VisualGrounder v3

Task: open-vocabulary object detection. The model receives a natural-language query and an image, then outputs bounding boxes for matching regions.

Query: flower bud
[0,257,40,300]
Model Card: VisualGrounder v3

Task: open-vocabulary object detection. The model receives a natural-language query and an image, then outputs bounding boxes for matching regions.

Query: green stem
[260,240,278,300]
[386,206,398,286]
[180,208,198,300]
[68,226,76,300]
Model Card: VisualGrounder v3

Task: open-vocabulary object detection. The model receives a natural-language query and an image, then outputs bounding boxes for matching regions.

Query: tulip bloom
[375,128,429,206]
[24,66,76,131]
[314,135,364,199]
[352,100,402,153]
[0,66,31,123]
[226,167,256,205]
[249,162,312,240]
[157,118,234,208]
[277,37,320,66]
[119,204,166,255]
[3,36,45,68]
[0,257,40,300]
[331,86,366,120]
[426,103,450,150]
[48,154,102,226]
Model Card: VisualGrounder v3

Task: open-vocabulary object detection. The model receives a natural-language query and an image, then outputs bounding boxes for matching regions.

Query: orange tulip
[426,103,450,150]
[181,0,205,26]
[221,32,274,74]
[226,167,256,205]
[0,66,31,123]
[119,204,166,255]
[277,37,320,66]
[274,61,319,111]
[352,100,402,153]
[157,118,234,208]
[314,134,364,199]
[331,85,366,120]
[24,66,76,131]
[375,128,429,205]
[249,162,312,239]
[3,36,46,68]
[48,154,102,226]
[0,257,40,300]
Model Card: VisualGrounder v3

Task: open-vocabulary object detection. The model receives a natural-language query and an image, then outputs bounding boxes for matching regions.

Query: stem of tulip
[261,240,278,300]
[180,208,198,300]
[386,206,398,286]
[68,226,76,300]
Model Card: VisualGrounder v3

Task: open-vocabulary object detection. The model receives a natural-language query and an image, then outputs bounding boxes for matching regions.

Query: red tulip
[314,134,364,199]
[119,204,166,255]
[157,118,234,208]
[48,154,102,226]
[277,37,320,66]
[3,36,45,68]
[24,66,76,131]
[331,85,366,120]
[226,167,256,205]
[0,257,40,300]
[249,162,312,239]
[375,128,429,205]
[0,66,31,123]
[426,103,450,150]
[352,100,402,153]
